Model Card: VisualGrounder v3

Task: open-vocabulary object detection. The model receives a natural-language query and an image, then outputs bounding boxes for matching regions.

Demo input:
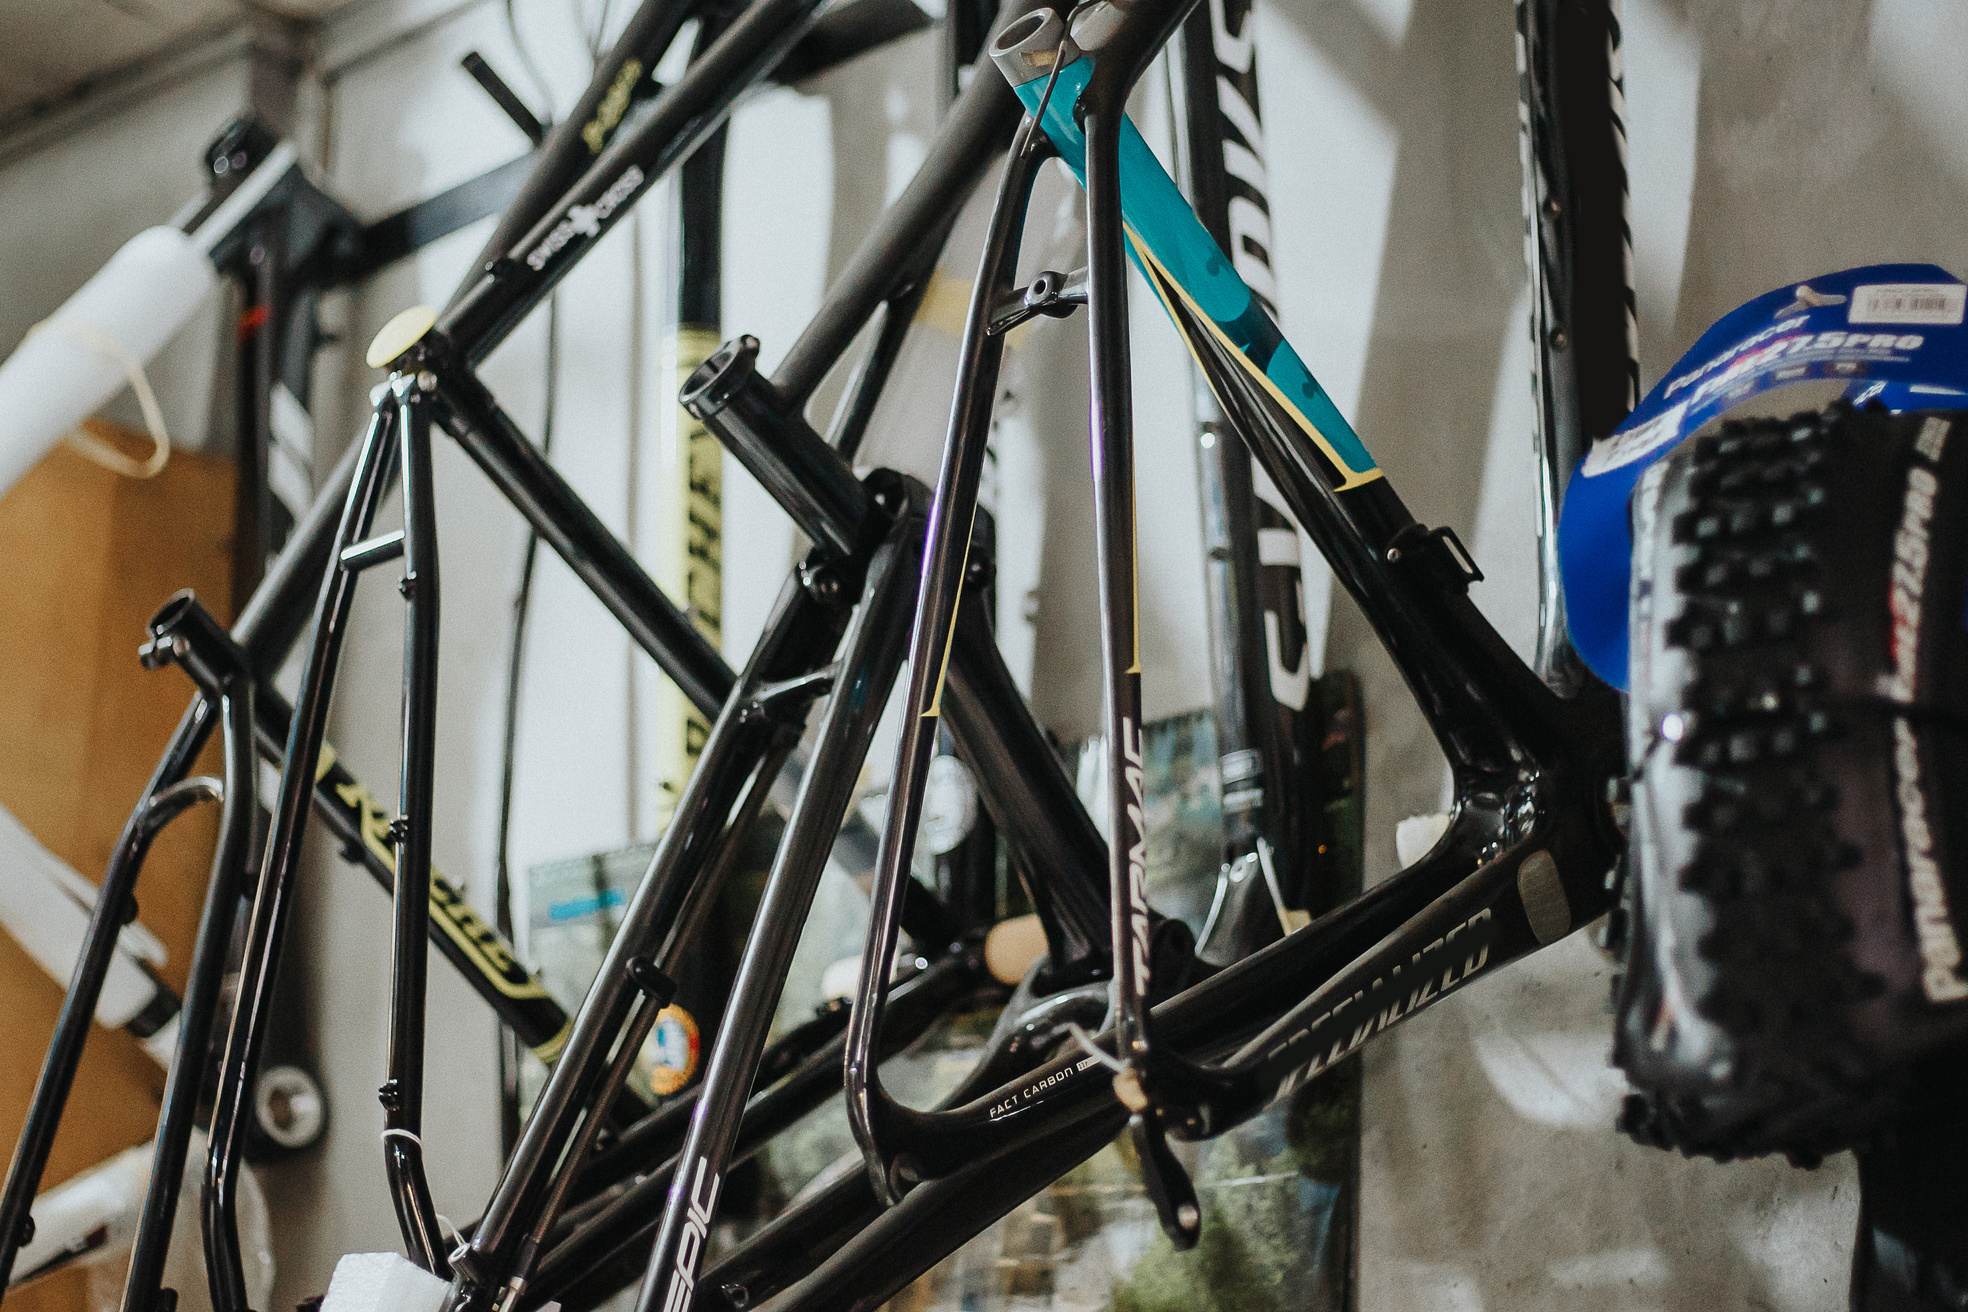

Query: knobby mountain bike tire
[1619,402,1968,1166]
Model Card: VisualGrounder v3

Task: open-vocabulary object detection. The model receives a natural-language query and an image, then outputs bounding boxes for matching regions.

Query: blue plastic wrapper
[1560,264,1968,687]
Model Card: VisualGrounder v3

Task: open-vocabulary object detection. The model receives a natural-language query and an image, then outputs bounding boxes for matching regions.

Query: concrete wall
[6,0,1968,1307]
[0,53,247,458]
[1343,3,1968,1309]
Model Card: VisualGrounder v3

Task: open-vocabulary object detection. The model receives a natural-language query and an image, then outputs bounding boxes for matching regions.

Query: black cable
[495,294,560,1158]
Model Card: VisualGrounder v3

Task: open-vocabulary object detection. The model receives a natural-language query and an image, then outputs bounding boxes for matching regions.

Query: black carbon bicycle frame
[816,0,1634,1291]
[0,0,1634,1305]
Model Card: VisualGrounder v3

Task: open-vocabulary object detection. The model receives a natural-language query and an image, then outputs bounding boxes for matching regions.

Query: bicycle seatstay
[207,402,402,1307]
[118,617,257,1312]
[843,68,1065,1209]
[379,375,452,1270]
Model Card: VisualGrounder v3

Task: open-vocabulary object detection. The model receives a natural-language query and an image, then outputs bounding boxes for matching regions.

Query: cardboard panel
[0,427,233,1311]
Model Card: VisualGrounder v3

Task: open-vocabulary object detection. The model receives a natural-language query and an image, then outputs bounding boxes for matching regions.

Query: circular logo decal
[642,1004,700,1095]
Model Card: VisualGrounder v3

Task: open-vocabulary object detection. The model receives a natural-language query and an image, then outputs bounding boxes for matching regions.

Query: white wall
[1279,1,1968,1308]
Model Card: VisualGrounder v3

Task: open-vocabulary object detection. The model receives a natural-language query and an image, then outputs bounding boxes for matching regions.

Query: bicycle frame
[0,0,1638,1303]
[833,0,1627,1259]
[477,0,1631,1297]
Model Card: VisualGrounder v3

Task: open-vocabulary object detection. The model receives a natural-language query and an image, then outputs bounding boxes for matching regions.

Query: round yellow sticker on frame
[365,305,437,370]
[643,1004,701,1096]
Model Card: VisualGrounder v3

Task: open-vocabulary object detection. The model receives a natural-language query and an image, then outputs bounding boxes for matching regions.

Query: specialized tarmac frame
[0,0,1634,1307]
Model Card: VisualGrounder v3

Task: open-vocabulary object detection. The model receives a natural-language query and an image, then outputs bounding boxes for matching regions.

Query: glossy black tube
[765,1098,1128,1311]
[1516,0,1634,694]
[383,379,451,1272]
[121,655,255,1312]
[0,698,211,1293]
[635,514,921,1312]
[440,0,830,362]
[435,361,731,716]
[446,0,695,312]
[1079,98,1152,1065]
[506,755,791,1293]
[455,563,852,1291]
[680,337,870,558]
[505,991,661,1296]
[1081,83,1207,1244]
[529,955,988,1311]
[768,35,1025,406]
[205,400,399,1312]
[694,1169,880,1312]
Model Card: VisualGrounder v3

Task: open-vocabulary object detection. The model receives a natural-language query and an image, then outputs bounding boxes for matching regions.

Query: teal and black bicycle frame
[841,0,1629,1256]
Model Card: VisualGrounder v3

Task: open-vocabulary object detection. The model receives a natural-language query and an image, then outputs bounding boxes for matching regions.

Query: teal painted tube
[1005,47,1381,489]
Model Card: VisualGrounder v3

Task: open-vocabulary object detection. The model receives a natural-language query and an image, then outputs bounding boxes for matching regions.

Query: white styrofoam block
[0,225,215,495]
[321,1252,449,1312]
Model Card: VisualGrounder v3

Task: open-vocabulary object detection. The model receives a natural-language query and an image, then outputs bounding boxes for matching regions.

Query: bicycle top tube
[995,12,1380,491]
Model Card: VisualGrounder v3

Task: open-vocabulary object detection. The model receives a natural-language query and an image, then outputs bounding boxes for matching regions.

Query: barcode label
[1850,283,1966,325]
[1582,400,1690,476]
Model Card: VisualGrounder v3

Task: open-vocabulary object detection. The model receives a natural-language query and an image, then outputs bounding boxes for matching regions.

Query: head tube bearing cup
[366,305,438,371]
[989,10,1081,86]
